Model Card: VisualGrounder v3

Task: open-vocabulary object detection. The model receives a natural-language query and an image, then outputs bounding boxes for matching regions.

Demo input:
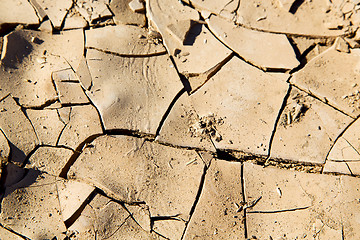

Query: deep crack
[180,157,209,239]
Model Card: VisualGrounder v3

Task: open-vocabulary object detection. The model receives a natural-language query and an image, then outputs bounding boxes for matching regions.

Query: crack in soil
[0,222,31,240]
[155,88,186,137]
[180,158,210,239]
[266,83,292,160]
[292,84,356,119]
[247,205,310,214]
[85,46,167,58]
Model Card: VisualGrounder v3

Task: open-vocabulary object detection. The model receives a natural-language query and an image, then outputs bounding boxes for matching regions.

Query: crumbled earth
[2,0,360,239]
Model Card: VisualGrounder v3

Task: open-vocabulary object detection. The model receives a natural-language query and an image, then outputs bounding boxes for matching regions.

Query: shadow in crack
[183,22,202,46]
[287,37,302,62]
[0,23,17,37]
[0,167,42,212]
[289,0,305,14]
[7,141,27,166]
[0,163,26,191]
[1,31,34,69]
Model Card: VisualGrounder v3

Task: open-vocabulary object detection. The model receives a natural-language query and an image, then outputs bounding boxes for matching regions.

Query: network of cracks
[1,0,360,239]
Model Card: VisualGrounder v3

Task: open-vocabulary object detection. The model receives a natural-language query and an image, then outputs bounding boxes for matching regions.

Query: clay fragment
[153,219,186,240]
[38,19,53,32]
[129,0,145,13]
[57,106,71,124]
[26,108,65,145]
[184,159,245,238]
[96,201,133,239]
[68,135,204,221]
[2,1,360,238]
[110,0,146,26]
[345,37,360,49]
[244,162,360,239]
[334,37,350,53]
[52,68,89,105]
[1,172,67,239]
[291,47,360,118]
[34,0,73,29]
[166,20,198,45]
[57,105,103,150]
[0,226,24,240]
[156,92,216,151]
[190,57,288,155]
[278,0,297,12]
[85,25,166,56]
[76,0,113,24]
[85,49,182,134]
[0,37,3,59]
[0,130,10,166]
[323,159,352,175]
[235,0,347,36]
[63,9,88,30]
[57,179,95,222]
[342,1,355,14]
[188,0,240,20]
[147,0,232,89]
[69,193,130,239]
[76,57,92,91]
[0,29,84,108]
[288,36,331,63]
[26,146,74,176]
[2,163,26,188]
[0,95,39,164]
[29,0,47,22]
[207,15,299,70]
[324,117,360,175]
[67,204,96,239]
[0,0,39,32]
[125,204,151,232]
[271,87,352,164]
[107,214,162,239]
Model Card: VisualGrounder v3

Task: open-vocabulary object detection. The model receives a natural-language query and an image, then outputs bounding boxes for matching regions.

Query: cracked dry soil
[1,0,360,239]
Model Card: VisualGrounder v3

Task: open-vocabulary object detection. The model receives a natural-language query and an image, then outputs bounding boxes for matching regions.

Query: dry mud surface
[1,0,360,239]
